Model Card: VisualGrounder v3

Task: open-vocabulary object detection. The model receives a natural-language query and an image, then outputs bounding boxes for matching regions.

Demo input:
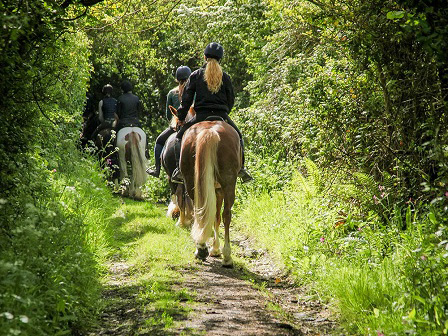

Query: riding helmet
[175,66,191,81]
[204,42,224,60]
[102,84,113,95]
[121,80,133,93]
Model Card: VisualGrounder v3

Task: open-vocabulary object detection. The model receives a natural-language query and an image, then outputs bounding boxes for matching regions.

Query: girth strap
[204,116,225,122]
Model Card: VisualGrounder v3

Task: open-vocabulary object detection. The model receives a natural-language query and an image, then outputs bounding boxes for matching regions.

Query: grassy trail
[85,198,337,335]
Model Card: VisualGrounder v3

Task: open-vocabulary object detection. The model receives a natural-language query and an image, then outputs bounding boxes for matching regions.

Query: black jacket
[102,97,118,120]
[177,66,235,121]
[117,92,143,128]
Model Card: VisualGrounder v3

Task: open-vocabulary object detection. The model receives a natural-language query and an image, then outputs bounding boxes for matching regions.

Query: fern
[294,171,312,197]
[352,172,378,201]
[304,158,323,193]
[290,159,324,199]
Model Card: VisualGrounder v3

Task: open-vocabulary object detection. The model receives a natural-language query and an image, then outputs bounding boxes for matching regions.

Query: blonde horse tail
[130,132,147,187]
[191,128,220,245]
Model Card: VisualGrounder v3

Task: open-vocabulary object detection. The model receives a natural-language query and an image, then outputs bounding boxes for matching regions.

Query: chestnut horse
[161,132,193,227]
[179,117,241,267]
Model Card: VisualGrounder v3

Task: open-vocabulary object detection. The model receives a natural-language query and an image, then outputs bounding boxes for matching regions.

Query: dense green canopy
[1,0,447,334]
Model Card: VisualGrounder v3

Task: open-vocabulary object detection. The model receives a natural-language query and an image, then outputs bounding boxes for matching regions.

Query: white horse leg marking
[222,237,232,267]
[222,205,233,267]
[209,226,221,257]
[167,195,179,219]
[210,191,223,257]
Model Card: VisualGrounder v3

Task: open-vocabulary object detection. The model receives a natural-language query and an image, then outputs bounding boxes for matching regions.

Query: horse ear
[169,105,178,117]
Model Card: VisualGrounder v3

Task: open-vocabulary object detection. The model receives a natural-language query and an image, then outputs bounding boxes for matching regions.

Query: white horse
[116,127,147,199]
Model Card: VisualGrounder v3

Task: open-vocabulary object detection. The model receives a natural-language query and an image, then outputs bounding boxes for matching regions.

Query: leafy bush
[0,127,119,335]
[0,26,119,334]
[236,159,448,335]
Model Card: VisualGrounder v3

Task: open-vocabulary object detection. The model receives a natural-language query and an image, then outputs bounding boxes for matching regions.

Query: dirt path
[86,231,337,336]
[171,234,336,336]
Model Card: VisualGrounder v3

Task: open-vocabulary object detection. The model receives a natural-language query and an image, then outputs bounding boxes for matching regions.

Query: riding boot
[146,143,163,177]
[238,138,253,183]
[171,138,184,184]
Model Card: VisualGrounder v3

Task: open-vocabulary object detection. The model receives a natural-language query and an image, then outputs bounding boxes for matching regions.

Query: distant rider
[115,80,147,178]
[92,84,118,138]
[147,66,192,178]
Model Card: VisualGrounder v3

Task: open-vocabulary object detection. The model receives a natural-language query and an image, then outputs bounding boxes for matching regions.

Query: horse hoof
[195,247,209,261]
[209,249,221,258]
[222,262,234,269]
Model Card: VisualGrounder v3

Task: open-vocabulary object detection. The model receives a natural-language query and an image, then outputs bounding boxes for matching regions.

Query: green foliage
[236,159,448,334]
[2,0,448,334]
[0,7,114,333]
[0,132,119,335]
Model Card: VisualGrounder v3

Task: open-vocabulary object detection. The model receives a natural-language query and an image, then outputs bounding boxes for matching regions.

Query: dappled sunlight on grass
[105,197,197,332]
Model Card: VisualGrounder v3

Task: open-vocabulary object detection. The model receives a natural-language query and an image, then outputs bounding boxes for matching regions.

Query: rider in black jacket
[171,42,253,184]
[116,80,143,131]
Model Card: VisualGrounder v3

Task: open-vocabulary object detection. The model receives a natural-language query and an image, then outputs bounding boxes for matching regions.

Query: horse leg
[174,185,185,226]
[222,189,235,268]
[168,194,180,220]
[184,192,194,227]
[118,145,127,180]
[210,189,224,257]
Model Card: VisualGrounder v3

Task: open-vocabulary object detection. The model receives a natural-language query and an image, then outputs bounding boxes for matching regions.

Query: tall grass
[0,124,118,335]
[235,159,448,335]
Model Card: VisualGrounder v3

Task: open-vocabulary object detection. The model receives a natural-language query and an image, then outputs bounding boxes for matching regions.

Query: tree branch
[61,0,104,9]
[32,79,57,126]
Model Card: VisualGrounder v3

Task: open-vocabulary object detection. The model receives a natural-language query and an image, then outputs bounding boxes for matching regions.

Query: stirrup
[171,168,184,184]
[238,168,253,183]
[146,167,160,178]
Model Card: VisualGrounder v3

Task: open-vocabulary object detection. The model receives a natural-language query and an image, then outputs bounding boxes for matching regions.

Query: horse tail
[191,128,220,245]
[129,132,147,187]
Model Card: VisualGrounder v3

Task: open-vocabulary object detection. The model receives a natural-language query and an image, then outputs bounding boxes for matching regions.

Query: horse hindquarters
[129,132,147,192]
[117,128,147,198]
[191,128,220,249]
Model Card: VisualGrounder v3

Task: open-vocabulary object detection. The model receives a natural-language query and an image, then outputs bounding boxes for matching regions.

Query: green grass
[0,147,119,336]
[234,165,448,335]
[103,198,198,334]
[320,259,406,335]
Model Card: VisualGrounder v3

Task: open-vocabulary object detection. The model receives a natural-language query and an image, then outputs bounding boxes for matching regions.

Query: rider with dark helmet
[116,80,143,131]
[115,80,147,180]
[147,65,192,177]
[91,84,118,139]
[171,42,253,183]
[99,84,118,125]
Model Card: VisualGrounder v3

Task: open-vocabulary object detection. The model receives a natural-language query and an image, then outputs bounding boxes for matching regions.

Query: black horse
[161,131,193,227]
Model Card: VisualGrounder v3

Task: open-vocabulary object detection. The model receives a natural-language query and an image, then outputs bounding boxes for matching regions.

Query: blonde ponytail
[204,58,223,93]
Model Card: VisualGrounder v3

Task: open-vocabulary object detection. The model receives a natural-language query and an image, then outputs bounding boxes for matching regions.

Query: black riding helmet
[204,42,224,60]
[121,80,133,93]
[102,84,113,95]
[175,66,191,81]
